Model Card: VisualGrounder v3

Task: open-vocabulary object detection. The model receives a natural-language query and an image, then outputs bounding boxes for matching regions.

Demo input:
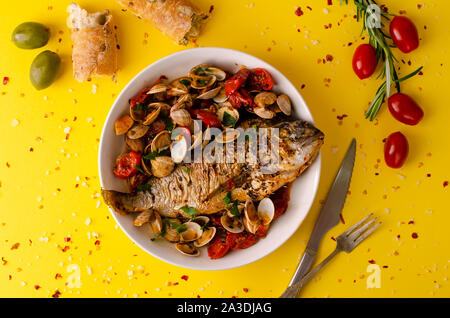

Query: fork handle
[280,248,341,298]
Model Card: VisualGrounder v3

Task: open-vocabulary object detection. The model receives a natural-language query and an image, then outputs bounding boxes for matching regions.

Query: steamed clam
[216,106,239,128]
[179,221,203,242]
[151,130,171,152]
[257,198,275,226]
[151,156,175,178]
[175,242,199,256]
[276,94,292,116]
[194,226,216,247]
[220,213,244,233]
[149,211,163,235]
[127,124,149,140]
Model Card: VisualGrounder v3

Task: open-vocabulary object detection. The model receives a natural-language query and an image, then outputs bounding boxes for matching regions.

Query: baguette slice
[117,0,209,45]
[67,3,119,82]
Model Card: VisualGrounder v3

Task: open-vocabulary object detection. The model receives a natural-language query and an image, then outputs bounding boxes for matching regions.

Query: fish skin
[102,118,324,218]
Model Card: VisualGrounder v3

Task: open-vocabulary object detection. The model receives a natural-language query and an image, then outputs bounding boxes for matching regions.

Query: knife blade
[288,138,356,286]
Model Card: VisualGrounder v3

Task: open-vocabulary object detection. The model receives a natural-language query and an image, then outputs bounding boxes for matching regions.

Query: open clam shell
[179,221,203,242]
[197,86,222,100]
[170,109,192,127]
[194,227,216,247]
[217,106,239,128]
[126,136,144,153]
[175,242,199,256]
[142,105,161,125]
[257,198,275,226]
[220,214,244,233]
[134,209,153,227]
[213,87,228,103]
[191,75,216,90]
[254,92,277,108]
[164,218,181,242]
[146,83,170,95]
[149,211,163,235]
[114,114,134,135]
[254,107,276,119]
[151,130,171,153]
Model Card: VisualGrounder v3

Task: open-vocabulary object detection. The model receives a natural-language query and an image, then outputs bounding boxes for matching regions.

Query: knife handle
[288,247,317,286]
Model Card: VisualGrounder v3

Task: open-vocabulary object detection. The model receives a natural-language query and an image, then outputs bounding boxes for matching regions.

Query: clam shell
[170,109,192,127]
[215,128,240,143]
[213,87,228,103]
[127,124,149,139]
[179,222,203,242]
[257,198,275,226]
[191,75,216,90]
[164,218,181,242]
[125,136,144,153]
[170,135,188,163]
[192,216,210,227]
[254,92,277,108]
[149,211,163,235]
[142,105,161,125]
[114,114,134,135]
[254,107,276,119]
[146,83,170,95]
[175,242,199,256]
[151,130,171,152]
[276,94,292,116]
[134,209,153,227]
[217,106,239,128]
[194,227,216,247]
[151,156,175,178]
[196,86,222,100]
[220,214,244,233]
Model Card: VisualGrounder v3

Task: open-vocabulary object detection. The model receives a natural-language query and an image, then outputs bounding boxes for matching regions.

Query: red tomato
[388,93,424,125]
[390,16,419,53]
[129,87,151,108]
[384,132,409,169]
[225,68,250,96]
[228,88,254,109]
[207,228,230,259]
[352,44,378,79]
[271,184,291,219]
[255,225,267,238]
[226,232,258,250]
[113,151,142,179]
[247,68,274,91]
[189,109,221,127]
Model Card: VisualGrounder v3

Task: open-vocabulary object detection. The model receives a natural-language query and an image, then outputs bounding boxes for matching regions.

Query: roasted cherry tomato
[255,225,267,238]
[228,88,254,109]
[390,16,419,53]
[384,132,409,169]
[388,93,424,125]
[247,68,274,91]
[225,68,250,96]
[189,109,221,127]
[113,151,142,179]
[226,232,258,250]
[271,184,291,219]
[207,228,230,259]
[352,44,378,79]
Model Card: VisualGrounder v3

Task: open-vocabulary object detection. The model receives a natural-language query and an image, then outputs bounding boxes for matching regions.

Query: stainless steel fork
[280,213,381,298]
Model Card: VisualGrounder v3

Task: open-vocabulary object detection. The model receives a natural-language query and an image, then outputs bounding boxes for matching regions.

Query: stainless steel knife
[288,138,356,287]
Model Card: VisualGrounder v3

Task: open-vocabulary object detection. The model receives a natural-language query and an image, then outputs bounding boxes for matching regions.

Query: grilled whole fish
[102,118,324,218]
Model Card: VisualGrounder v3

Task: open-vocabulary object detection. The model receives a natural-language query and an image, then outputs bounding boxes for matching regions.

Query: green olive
[11,22,50,49]
[29,51,61,90]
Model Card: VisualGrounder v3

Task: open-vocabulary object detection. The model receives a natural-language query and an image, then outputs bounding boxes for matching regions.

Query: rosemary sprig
[341,0,422,120]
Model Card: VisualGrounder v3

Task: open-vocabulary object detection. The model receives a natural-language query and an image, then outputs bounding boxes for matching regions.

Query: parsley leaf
[223,191,232,206]
[134,103,147,112]
[180,206,198,219]
[180,79,191,87]
[133,165,145,174]
[223,191,240,217]
[161,116,174,132]
[229,199,240,217]
[136,184,151,192]
[222,111,236,127]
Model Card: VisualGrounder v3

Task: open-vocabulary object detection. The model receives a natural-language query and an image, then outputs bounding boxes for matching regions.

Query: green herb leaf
[180,79,191,87]
[229,200,240,217]
[161,116,174,132]
[223,191,232,206]
[197,79,207,86]
[133,165,145,174]
[180,206,198,219]
[222,111,236,127]
[136,184,151,192]
[134,103,147,112]
[194,66,204,73]
[168,221,187,233]
[182,166,189,173]
[143,151,158,161]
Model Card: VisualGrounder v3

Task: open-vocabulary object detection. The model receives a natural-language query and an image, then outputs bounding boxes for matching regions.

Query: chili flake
[181,275,189,281]
[412,233,418,239]
[294,7,304,16]
[3,77,9,85]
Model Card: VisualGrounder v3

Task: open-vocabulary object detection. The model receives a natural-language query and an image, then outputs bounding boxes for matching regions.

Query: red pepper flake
[3,77,9,85]
[209,5,214,13]
[382,265,388,268]
[337,114,348,120]
[418,71,423,75]
[417,4,422,9]
[55,273,62,279]
[64,237,71,242]
[306,6,312,11]
[326,54,334,61]
[52,290,61,298]
[61,246,70,252]
[399,10,407,15]
[443,181,448,188]
[10,242,20,250]
[243,288,249,293]
[339,213,345,224]
[94,240,101,246]
[368,260,376,264]
[328,0,333,5]
[227,178,235,189]
[411,232,418,239]
[426,173,431,177]
[300,84,306,89]
[294,7,304,16]
[29,147,34,152]
[34,285,41,290]
[181,275,189,281]
[408,220,415,225]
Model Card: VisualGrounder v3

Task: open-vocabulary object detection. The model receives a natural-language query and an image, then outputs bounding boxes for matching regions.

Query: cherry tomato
[352,44,378,79]
[255,225,267,238]
[247,68,274,91]
[384,132,409,169]
[207,228,230,259]
[113,151,142,179]
[225,68,250,96]
[388,93,424,125]
[390,16,419,53]
[189,109,221,127]
[271,184,291,219]
[129,86,151,108]
[226,232,258,250]
[228,88,254,109]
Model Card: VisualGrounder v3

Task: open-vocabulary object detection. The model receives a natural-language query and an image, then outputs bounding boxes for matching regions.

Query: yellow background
[0,0,449,298]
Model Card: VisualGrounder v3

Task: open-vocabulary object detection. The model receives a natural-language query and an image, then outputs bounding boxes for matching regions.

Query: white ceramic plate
[98,47,321,271]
